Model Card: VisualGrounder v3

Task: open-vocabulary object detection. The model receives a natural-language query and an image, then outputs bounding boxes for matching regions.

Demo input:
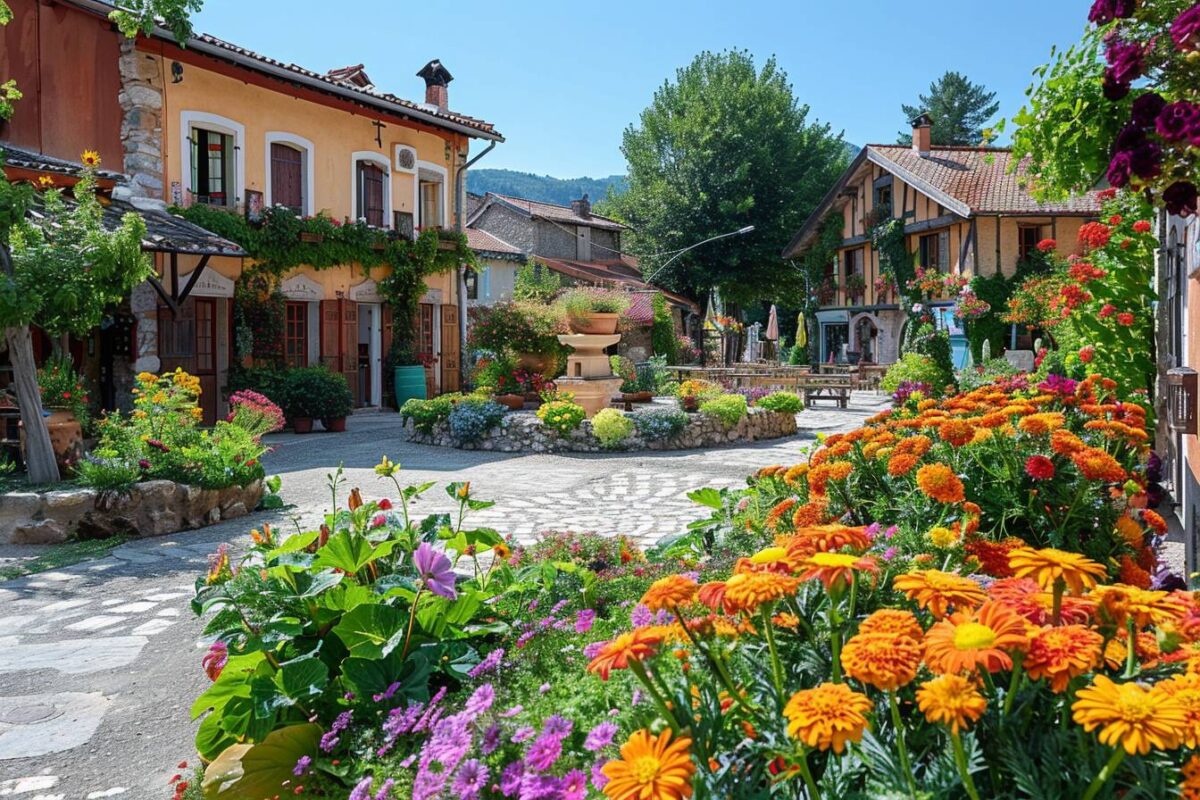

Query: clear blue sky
[192,0,1090,178]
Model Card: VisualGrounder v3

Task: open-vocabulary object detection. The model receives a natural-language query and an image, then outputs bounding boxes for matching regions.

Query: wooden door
[271,143,304,214]
[440,303,460,392]
[319,299,360,406]
[284,301,307,368]
[158,298,217,425]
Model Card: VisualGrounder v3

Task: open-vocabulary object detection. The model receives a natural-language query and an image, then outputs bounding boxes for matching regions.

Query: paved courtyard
[0,395,885,798]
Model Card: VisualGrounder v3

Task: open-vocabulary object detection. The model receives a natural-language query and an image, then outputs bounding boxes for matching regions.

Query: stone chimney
[571,194,591,219]
[417,60,453,111]
[911,113,933,157]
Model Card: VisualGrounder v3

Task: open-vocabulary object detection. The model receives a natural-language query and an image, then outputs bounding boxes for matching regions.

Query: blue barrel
[393,365,427,407]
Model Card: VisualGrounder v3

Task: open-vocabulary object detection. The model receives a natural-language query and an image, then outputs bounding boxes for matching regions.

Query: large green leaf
[190,652,266,719]
[342,649,431,701]
[202,723,321,798]
[276,656,328,701]
[416,589,483,639]
[195,711,237,762]
[687,487,724,509]
[313,531,376,574]
[332,602,405,659]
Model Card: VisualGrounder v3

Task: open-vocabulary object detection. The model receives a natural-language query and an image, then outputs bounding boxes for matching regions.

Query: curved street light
[642,225,754,285]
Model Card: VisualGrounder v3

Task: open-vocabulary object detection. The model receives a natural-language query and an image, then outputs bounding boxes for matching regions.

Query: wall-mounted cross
[372,120,385,146]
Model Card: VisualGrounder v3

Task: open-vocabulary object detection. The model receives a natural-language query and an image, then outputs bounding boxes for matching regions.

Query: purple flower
[518,774,562,799]
[500,760,525,797]
[582,640,605,659]
[512,725,536,743]
[575,608,596,634]
[374,779,395,800]
[630,604,652,627]
[349,777,374,800]
[543,715,573,738]
[468,647,504,678]
[561,769,588,800]
[1164,181,1199,217]
[538,682,551,695]
[585,721,618,751]
[293,755,312,776]
[1107,150,1134,188]
[1103,73,1130,101]
[414,542,457,599]
[1157,102,1200,143]
[373,681,403,703]
[592,760,610,790]
[452,759,489,800]
[1038,374,1078,395]
[319,730,340,752]
[1129,141,1162,180]
[482,723,503,754]
[1088,0,1136,24]
[500,704,524,718]
[1171,4,1200,51]
[1105,38,1144,86]
[1131,92,1167,127]
[525,732,563,771]
[883,546,898,561]
[465,683,495,718]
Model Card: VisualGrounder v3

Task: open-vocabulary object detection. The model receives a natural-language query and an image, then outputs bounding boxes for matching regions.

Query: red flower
[1036,238,1057,252]
[1059,284,1092,309]
[1025,455,1056,481]
[1097,187,1118,200]
[1132,220,1152,233]
[378,498,393,510]
[1068,261,1106,283]
[61,391,71,399]
[1099,304,1117,319]
[1079,345,1095,363]
[1077,221,1112,251]
[1108,214,1123,225]
[1117,312,1135,326]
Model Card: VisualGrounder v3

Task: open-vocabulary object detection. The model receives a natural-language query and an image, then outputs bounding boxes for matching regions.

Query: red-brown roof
[476,193,626,232]
[465,228,523,259]
[866,145,1101,215]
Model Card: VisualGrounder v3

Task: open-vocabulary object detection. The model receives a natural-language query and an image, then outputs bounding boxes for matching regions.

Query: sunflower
[841,631,922,690]
[601,729,695,800]
[893,569,986,618]
[783,682,873,753]
[1158,674,1200,749]
[1071,675,1186,755]
[858,608,924,641]
[798,551,878,593]
[1023,624,1103,693]
[915,463,966,504]
[915,674,987,733]
[923,601,1029,675]
[80,149,101,167]
[1007,547,1107,595]
[641,575,699,612]
[587,628,664,680]
[722,571,800,613]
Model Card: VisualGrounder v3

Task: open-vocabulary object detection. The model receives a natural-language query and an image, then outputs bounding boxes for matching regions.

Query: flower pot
[516,352,553,373]
[569,313,620,335]
[634,391,653,403]
[25,407,84,471]
[322,416,347,432]
[496,394,525,411]
[298,232,325,243]
[393,365,427,408]
[291,416,314,434]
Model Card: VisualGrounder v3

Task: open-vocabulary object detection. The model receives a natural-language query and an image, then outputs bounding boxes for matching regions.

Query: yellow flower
[80,149,101,167]
[601,729,695,800]
[1008,547,1107,595]
[928,526,959,548]
[783,682,872,753]
[374,456,400,477]
[1071,675,1186,755]
[893,569,986,618]
[36,175,54,188]
[916,674,987,733]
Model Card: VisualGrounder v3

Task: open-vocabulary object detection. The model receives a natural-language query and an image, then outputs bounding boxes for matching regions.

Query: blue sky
[192,0,1090,178]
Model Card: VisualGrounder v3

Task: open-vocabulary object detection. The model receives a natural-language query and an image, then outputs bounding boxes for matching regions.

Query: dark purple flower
[482,723,503,755]
[1107,150,1135,187]
[293,755,312,776]
[413,542,457,599]
[1147,451,1164,483]
[1105,38,1144,85]
[1089,0,1137,24]
[1164,181,1199,217]
[1130,92,1167,127]
[1115,122,1147,150]
[451,759,489,800]
[1103,74,1131,101]
[499,760,525,797]
[1157,101,1200,142]
[1129,142,1163,180]
[518,774,562,800]
[543,715,573,738]
[1171,4,1200,51]
[525,732,563,771]
[1152,568,1188,592]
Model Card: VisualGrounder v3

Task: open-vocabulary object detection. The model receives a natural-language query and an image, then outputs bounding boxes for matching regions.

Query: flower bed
[403,405,798,452]
[182,372,1191,800]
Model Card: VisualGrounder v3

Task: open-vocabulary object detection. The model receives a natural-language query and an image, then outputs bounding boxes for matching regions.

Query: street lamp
[642,225,754,285]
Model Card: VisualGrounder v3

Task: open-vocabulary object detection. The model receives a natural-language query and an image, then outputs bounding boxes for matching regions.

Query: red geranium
[1079,345,1095,363]
[1117,311,1135,326]
[1097,188,1118,201]
[1108,214,1123,225]
[1077,221,1112,250]
[1099,303,1117,318]
[1036,238,1058,252]
[1132,220,1152,233]
[1025,455,1056,481]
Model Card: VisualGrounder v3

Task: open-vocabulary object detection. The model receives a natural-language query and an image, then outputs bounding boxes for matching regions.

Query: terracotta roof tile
[464,228,523,259]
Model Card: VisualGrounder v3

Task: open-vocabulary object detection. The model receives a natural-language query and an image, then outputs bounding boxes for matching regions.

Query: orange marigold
[641,575,699,611]
[965,537,1024,578]
[587,628,665,680]
[915,673,987,733]
[1024,624,1103,692]
[764,498,799,531]
[790,499,830,528]
[783,682,873,753]
[1017,412,1066,435]
[1158,674,1200,749]
[1182,753,1200,800]
[841,631,922,690]
[938,418,976,447]
[1071,447,1127,483]
[1119,555,1153,589]
[858,608,924,641]
[923,600,1029,675]
[1049,429,1086,456]
[601,729,695,800]
[1008,546,1108,595]
[915,463,966,504]
[786,524,871,557]
[893,569,987,618]
[1072,675,1186,755]
[887,452,920,477]
[896,434,933,457]
[723,571,800,613]
[1115,514,1146,549]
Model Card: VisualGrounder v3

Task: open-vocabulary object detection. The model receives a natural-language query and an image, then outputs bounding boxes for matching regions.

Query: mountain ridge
[466,169,627,207]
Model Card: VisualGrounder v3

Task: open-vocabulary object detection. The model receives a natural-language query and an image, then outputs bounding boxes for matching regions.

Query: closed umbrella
[764,305,779,341]
[795,312,808,349]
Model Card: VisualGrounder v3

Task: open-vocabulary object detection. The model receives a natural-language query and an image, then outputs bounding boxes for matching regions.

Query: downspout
[456,138,496,388]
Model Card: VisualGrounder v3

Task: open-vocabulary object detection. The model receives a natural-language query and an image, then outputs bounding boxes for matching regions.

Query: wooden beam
[904,214,963,235]
[169,252,180,303]
[176,254,212,305]
[147,276,179,315]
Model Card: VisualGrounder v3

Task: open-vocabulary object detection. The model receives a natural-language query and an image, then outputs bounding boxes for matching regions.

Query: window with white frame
[190,127,235,207]
[417,163,447,230]
[265,133,315,216]
[352,152,391,228]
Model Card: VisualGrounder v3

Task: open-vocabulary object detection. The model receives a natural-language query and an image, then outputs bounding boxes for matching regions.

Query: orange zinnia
[858,608,924,641]
[1071,447,1127,483]
[1024,624,1103,692]
[722,571,800,613]
[798,551,878,593]
[915,463,966,504]
[587,628,664,680]
[783,682,873,753]
[841,631,922,690]
[1017,412,1066,435]
[1158,673,1200,749]
[601,729,695,800]
[641,575,699,612]
[938,418,976,447]
[1007,547,1107,595]
[923,601,1029,675]
[785,524,871,558]
[1072,675,1186,755]
[1091,584,1189,629]
[893,569,987,618]
[915,673,987,733]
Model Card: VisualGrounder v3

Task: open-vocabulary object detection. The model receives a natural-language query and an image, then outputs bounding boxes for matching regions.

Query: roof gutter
[456,139,498,387]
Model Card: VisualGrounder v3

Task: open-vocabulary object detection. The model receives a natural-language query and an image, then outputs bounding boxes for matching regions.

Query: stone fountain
[555,333,622,417]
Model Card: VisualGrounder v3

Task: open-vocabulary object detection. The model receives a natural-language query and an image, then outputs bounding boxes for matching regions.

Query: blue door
[932,305,970,369]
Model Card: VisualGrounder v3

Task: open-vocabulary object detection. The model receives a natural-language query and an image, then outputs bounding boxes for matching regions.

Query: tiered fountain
[555,330,622,417]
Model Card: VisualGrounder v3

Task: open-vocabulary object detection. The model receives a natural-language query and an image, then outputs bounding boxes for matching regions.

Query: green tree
[898,71,999,146]
[512,259,561,302]
[611,50,847,307]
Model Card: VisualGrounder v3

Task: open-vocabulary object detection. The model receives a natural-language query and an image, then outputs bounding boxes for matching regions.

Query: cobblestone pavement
[0,395,885,797]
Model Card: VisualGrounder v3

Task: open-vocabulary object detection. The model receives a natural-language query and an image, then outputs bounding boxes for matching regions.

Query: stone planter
[496,394,525,411]
[568,313,619,335]
[1,478,265,544]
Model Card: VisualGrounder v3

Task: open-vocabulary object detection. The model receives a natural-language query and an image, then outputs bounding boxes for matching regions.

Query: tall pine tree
[898,71,999,146]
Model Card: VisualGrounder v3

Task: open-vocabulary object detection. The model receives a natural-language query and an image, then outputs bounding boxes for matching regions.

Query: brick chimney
[911,113,933,157]
[570,194,591,219]
[417,59,453,110]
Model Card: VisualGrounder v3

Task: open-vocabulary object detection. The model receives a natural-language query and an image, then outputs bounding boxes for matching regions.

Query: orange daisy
[601,729,695,800]
[1071,447,1127,483]
[938,418,976,447]
[641,575,699,612]
[893,569,987,618]
[915,463,966,504]
[923,601,1029,675]
[841,630,922,690]
[1072,675,1186,755]
[798,551,878,593]
[587,628,664,680]
[783,682,873,753]
[1158,673,1200,749]
[1023,624,1103,692]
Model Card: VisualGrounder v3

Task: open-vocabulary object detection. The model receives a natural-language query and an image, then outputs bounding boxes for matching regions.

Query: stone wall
[1,479,264,545]
[406,407,797,453]
[472,205,536,253]
[535,219,579,260]
[116,39,166,204]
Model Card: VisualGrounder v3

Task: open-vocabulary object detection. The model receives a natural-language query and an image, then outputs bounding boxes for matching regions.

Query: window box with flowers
[844,273,867,304]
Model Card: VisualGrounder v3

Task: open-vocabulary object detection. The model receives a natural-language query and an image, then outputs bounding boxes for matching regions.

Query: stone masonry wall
[117,40,166,204]
[406,407,797,453]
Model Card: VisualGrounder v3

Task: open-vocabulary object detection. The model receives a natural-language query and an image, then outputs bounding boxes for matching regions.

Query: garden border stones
[405,407,798,453]
[1,479,264,545]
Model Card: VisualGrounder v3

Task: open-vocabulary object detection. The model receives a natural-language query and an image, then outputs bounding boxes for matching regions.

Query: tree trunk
[5,324,60,484]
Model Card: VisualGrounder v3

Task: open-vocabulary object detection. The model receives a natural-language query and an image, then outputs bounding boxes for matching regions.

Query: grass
[0,534,132,582]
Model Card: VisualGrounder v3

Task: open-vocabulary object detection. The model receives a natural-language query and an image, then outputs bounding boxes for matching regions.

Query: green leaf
[687,487,724,509]
[313,531,377,575]
[322,582,375,613]
[298,569,343,598]
[275,656,328,701]
[267,531,319,558]
[332,602,405,659]
[342,649,431,701]
[190,652,266,719]
[202,723,321,799]
[195,711,238,762]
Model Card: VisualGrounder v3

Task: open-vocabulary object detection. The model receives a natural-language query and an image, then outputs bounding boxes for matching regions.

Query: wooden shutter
[341,301,359,406]
[938,230,950,272]
[440,303,460,393]
[357,162,384,227]
[271,143,303,213]
[320,299,342,372]
[381,304,394,361]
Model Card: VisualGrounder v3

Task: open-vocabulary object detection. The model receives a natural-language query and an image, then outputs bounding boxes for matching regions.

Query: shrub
[467,301,567,357]
[536,399,586,435]
[675,379,723,400]
[448,398,506,442]
[700,393,747,427]
[283,367,352,419]
[755,391,803,414]
[958,357,1020,392]
[609,355,638,393]
[905,323,955,386]
[74,454,141,492]
[881,352,951,397]
[632,407,689,440]
[225,365,290,410]
[592,408,634,448]
[399,396,454,433]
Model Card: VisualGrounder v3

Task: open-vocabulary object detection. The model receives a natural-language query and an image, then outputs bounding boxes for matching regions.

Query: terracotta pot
[569,313,620,335]
[291,416,314,434]
[44,408,83,471]
[322,416,347,432]
[634,391,653,403]
[516,352,553,373]
[496,394,525,411]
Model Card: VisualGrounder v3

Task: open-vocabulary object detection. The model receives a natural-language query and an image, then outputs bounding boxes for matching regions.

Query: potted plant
[316,371,354,432]
[556,287,631,335]
[675,379,721,412]
[467,302,568,372]
[610,355,640,402]
[845,273,867,303]
[283,367,346,433]
[35,355,89,469]
[474,355,525,410]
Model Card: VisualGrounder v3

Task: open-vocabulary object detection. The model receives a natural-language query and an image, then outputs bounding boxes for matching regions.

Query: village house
[783,115,1100,366]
